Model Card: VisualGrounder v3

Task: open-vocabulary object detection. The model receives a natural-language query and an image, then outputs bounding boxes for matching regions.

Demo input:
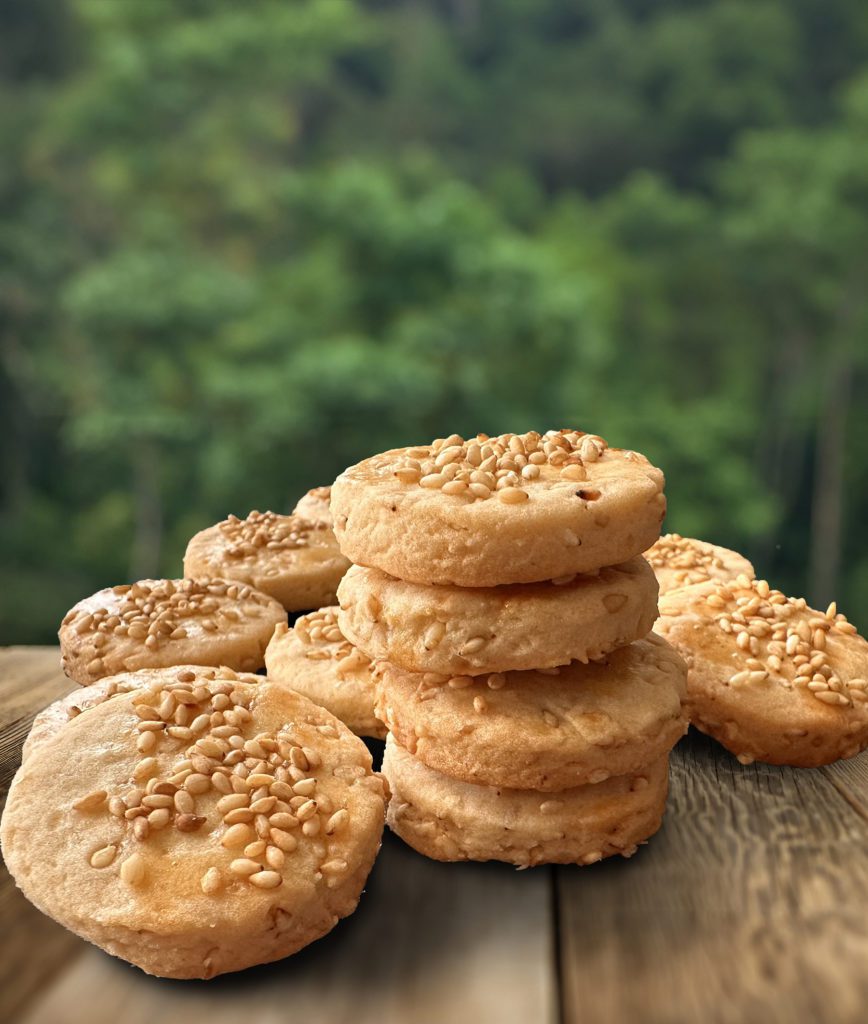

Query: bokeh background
[2,0,867,644]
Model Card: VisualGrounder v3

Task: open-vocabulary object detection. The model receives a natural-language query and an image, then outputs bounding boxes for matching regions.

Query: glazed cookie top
[23,666,262,762]
[337,557,659,675]
[658,576,868,713]
[645,534,755,595]
[265,609,385,740]
[332,430,666,585]
[59,578,285,685]
[184,511,349,611]
[293,486,333,526]
[2,670,387,939]
[374,633,687,789]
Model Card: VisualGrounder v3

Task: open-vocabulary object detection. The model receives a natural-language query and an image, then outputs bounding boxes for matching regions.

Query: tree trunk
[807,356,851,606]
[129,440,163,580]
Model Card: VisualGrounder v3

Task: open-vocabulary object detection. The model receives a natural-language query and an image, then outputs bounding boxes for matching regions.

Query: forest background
[2,0,867,642]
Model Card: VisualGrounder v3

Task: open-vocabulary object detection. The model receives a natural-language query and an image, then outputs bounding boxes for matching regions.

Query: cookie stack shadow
[332,430,688,867]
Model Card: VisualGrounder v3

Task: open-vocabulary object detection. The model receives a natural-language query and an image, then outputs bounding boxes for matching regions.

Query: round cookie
[338,557,658,675]
[383,736,669,867]
[331,430,666,586]
[1,667,387,979]
[293,486,333,526]
[59,578,285,685]
[646,533,755,595]
[184,511,349,612]
[373,633,687,790]
[657,576,868,767]
[22,666,263,762]
[265,608,385,740]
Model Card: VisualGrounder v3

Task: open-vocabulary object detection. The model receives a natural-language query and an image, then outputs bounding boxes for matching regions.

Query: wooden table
[1,647,867,1024]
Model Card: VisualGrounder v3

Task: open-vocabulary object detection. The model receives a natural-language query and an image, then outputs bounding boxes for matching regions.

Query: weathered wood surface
[2,647,867,1024]
[0,648,555,1024]
[558,732,868,1024]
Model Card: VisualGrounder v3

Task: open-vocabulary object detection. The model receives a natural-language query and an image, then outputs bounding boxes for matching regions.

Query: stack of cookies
[332,429,689,867]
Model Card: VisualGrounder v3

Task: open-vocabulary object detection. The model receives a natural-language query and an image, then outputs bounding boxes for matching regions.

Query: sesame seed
[73,790,107,813]
[229,858,261,877]
[133,757,157,781]
[141,794,173,809]
[296,799,317,822]
[498,486,528,504]
[148,808,171,830]
[249,870,282,889]
[270,828,298,852]
[201,867,222,894]
[217,793,249,814]
[325,809,349,835]
[90,845,117,869]
[269,813,299,830]
[120,853,146,886]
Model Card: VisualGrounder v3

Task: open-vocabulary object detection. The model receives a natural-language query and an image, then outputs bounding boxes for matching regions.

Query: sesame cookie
[332,430,666,586]
[184,511,350,612]
[374,634,687,790]
[645,533,755,595]
[59,578,285,685]
[293,486,333,526]
[1,668,387,979]
[265,609,385,740]
[338,557,658,676]
[657,577,868,766]
[22,666,263,762]
[383,736,669,867]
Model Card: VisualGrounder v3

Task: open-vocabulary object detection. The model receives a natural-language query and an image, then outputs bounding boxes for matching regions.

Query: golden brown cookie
[374,634,687,790]
[332,430,666,586]
[59,578,285,685]
[22,666,264,762]
[265,608,385,740]
[338,557,658,675]
[184,511,350,612]
[293,486,333,526]
[1,668,387,979]
[383,736,669,867]
[645,533,755,595]
[657,576,868,766]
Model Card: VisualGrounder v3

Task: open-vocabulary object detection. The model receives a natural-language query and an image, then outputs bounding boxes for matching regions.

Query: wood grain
[3,648,868,1024]
[0,648,82,1024]
[1,648,556,1024]
[557,729,868,1024]
[18,836,556,1024]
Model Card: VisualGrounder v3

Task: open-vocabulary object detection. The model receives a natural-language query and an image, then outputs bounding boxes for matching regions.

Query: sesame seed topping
[89,845,117,869]
[383,431,613,503]
[120,853,146,886]
[698,578,865,708]
[69,673,344,892]
[73,790,107,813]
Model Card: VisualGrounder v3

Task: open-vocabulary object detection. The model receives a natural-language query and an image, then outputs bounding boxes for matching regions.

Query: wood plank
[0,646,73,794]
[557,729,868,1024]
[0,648,82,1023]
[1,647,557,1024]
[18,835,556,1024]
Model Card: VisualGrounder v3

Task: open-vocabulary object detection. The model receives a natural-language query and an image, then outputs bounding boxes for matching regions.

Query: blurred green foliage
[1,0,867,642]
